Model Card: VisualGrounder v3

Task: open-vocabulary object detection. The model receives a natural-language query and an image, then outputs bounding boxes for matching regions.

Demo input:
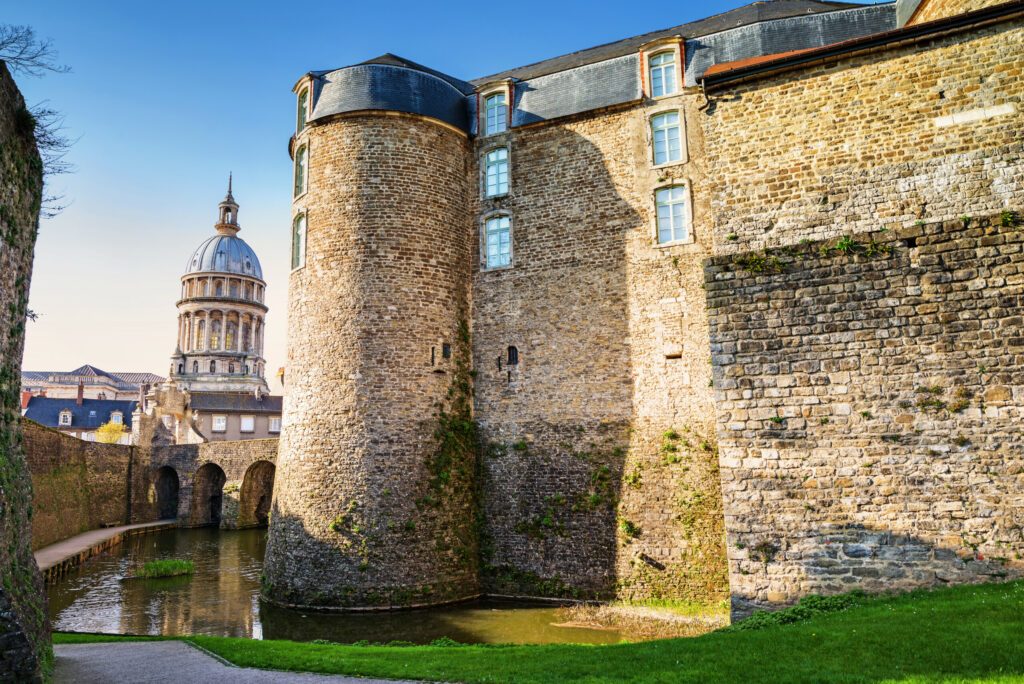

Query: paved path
[55,642,417,683]
[35,520,175,571]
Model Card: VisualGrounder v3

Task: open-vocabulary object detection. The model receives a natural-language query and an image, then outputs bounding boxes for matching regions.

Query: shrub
[131,559,194,579]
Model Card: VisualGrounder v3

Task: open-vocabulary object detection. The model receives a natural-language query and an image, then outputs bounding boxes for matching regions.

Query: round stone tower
[263,59,476,609]
[169,176,270,394]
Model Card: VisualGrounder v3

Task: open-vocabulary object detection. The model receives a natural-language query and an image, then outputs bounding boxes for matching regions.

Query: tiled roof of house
[189,392,283,414]
[24,397,137,430]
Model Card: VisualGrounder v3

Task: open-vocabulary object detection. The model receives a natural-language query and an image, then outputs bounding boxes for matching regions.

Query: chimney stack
[20,391,32,411]
[76,381,84,406]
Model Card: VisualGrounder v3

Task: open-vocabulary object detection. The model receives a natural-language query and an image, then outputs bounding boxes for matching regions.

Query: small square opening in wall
[442,343,452,360]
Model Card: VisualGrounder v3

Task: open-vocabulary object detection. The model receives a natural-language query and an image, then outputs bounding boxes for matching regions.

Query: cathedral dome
[185,234,263,279]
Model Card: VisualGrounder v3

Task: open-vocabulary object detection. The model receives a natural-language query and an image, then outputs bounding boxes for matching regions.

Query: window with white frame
[651,111,682,165]
[110,411,123,425]
[656,186,688,244]
[296,87,309,134]
[294,145,307,197]
[484,147,509,197]
[269,416,282,433]
[484,92,507,135]
[292,214,306,270]
[649,51,677,98]
[483,215,512,269]
[240,415,255,433]
[212,415,227,433]
[59,410,72,426]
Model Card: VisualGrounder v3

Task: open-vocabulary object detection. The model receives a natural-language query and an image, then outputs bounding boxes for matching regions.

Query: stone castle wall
[701,17,1024,252]
[701,13,1024,616]
[0,61,49,681]
[909,0,1010,24]
[471,94,727,602]
[23,420,134,549]
[706,214,1024,616]
[265,113,479,609]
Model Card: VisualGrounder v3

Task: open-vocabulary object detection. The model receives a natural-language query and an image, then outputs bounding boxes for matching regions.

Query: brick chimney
[76,380,84,406]
[20,391,31,410]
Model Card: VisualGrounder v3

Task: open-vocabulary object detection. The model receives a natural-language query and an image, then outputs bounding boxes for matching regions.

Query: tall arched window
[196,320,206,350]
[215,281,223,296]
[483,214,512,269]
[226,322,236,350]
[507,345,519,366]
[294,145,307,197]
[649,51,677,98]
[193,361,199,374]
[210,361,217,373]
[651,111,682,165]
[228,362,235,374]
[292,214,306,269]
[296,88,309,133]
[242,323,251,352]
[211,320,222,349]
[177,363,184,374]
[484,147,509,197]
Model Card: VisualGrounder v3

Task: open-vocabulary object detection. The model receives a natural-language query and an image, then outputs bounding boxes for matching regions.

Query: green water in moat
[47,528,624,645]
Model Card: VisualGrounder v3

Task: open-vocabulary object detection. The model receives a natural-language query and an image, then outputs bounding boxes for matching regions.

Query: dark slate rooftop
[21,366,165,391]
[470,0,876,84]
[25,397,138,430]
[189,392,283,414]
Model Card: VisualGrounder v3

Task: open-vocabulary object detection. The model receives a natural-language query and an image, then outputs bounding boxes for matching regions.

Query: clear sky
[8,0,880,386]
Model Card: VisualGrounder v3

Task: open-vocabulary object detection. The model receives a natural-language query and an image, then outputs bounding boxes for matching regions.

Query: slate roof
[21,367,164,390]
[24,397,137,430]
[470,0,873,84]
[357,53,476,94]
[185,233,264,279]
[189,392,283,414]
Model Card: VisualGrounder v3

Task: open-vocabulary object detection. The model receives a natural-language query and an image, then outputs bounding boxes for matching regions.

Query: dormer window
[649,51,677,98]
[296,87,309,134]
[484,93,507,135]
[59,410,72,426]
[111,411,123,425]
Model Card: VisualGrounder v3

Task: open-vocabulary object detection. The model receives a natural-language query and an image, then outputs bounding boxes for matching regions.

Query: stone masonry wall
[702,17,1024,253]
[910,0,1011,24]
[706,214,1024,617]
[23,420,133,549]
[265,113,479,609]
[471,93,727,602]
[0,61,49,682]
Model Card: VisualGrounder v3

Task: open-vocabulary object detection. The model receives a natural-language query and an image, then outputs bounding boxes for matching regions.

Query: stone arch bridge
[139,439,278,529]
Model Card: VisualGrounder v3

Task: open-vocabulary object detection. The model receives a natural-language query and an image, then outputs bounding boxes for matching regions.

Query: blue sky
[8,0,881,383]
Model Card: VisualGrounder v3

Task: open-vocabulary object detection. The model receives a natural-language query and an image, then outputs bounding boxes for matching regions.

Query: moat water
[47,528,625,645]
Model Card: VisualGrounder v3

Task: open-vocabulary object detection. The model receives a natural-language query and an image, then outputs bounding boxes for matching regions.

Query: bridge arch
[154,466,180,520]
[238,460,275,528]
[191,462,227,527]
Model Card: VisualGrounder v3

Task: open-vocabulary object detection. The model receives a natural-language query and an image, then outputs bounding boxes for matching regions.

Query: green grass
[131,559,194,579]
[55,580,1024,683]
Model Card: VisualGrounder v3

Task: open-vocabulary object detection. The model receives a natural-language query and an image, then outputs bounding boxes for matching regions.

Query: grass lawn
[54,579,1024,683]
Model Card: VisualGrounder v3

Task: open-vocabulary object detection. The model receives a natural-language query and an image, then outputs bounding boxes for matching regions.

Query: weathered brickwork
[265,113,480,609]
[23,420,133,549]
[702,19,1024,252]
[910,0,1009,24]
[471,95,726,602]
[0,62,49,682]
[706,214,1024,616]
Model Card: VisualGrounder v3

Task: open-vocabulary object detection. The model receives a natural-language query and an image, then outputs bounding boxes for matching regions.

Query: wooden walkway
[35,520,177,583]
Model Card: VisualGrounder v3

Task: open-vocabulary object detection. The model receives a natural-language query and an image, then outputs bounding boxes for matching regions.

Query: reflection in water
[48,528,623,645]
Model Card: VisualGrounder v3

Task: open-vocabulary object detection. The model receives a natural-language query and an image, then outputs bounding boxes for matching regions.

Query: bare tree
[0,25,68,76]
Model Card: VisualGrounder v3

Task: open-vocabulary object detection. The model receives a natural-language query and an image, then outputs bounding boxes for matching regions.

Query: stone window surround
[480,143,511,199]
[651,182,695,248]
[477,81,513,137]
[646,104,688,169]
[480,209,513,272]
[291,210,307,272]
[212,414,228,433]
[639,37,684,101]
[58,410,72,426]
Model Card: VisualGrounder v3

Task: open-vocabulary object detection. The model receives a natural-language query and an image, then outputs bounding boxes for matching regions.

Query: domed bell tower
[169,175,271,394]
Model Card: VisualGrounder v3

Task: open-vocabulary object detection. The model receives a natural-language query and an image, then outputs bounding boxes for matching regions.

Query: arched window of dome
[211,320,222,349]
[242,323,251,352]
[177,363,183,375]
[226,322,237,350]
[243,364,249,375]
[229,281,239,298]
[215,281,223,297]
[196,320,206,350]
[210,360,217,373]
